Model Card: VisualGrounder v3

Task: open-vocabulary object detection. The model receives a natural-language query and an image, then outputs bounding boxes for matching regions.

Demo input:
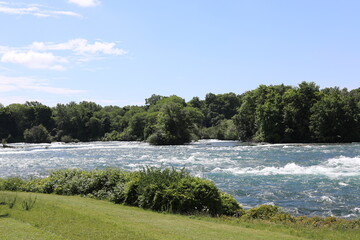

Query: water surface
[1,140,359,218]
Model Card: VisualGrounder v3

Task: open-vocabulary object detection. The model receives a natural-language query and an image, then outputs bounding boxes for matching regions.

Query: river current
[1,140,359,218]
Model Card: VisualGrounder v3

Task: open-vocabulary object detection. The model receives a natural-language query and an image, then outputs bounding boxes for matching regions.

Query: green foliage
[0,177,26,191]
[233,83,360,143]
[0,168,243,216]
[126,167,229,215]
[201,119,238,140]
[242,205,293,221]
[60,135,79,143]
[1,82,359,144]
[53,101,104,142]
[23,125,51,143]
[203,92,241,127]
[147,100,192,145]
[220,192,245,216]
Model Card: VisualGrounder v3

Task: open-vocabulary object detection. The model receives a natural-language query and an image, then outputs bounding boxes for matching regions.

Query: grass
[0,191,358,240]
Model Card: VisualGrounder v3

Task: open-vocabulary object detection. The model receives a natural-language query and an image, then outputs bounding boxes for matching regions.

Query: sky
[0,0,359,107]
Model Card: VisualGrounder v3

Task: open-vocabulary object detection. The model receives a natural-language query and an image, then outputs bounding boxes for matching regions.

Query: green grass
[0,191,358,240]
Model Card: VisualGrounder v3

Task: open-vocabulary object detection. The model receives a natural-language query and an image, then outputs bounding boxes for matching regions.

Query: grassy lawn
[0,191,358,240]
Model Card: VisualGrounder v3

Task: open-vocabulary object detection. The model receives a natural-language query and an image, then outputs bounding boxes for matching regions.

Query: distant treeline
[1,82,359,145]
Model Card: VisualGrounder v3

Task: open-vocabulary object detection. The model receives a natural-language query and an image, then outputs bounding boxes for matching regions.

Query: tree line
[1,82,359,145]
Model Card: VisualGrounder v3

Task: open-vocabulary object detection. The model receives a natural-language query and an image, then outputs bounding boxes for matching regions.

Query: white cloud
[0,75,84,95]
[0,2,81,18]
[1,51,68,70]
[0,39,126,70]
[68,0,100,7]
[30,39,127,56]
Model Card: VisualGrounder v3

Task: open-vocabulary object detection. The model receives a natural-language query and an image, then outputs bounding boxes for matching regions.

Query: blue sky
[0,0,359,106]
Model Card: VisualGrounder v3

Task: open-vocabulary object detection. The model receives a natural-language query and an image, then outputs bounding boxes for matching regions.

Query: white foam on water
[320,196,334,203]
[212,156,360,178]
[351,208,360,214]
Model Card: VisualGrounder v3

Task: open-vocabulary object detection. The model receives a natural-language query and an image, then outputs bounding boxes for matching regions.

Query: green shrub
[122,167,244,216]
[0,177,26,191]
[23,125,51,143]
[102,130,122,141]
[60,135,79,143]
[243,205,283,220]
[220,192,245,216]
[0,167,244,216]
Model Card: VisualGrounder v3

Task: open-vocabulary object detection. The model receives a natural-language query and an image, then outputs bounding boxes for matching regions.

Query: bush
[121,167,244,216]
[220,192,245,216]
[243,205,280,220]
[0,167,244,216]
[23,125,51,143]
[0,177,26,191]
[60,135,79,143]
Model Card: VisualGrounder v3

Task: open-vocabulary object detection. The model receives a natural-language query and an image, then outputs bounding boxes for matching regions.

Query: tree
[0,107,15,142]
[233,91,257,141]
[24,125,51,143]
[145,94,165,107]
[309,88,359,142]
[283,82,320,142]
[147,100,192,145]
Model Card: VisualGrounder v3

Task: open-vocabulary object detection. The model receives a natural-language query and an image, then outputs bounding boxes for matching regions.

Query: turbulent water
[1,140,360,218]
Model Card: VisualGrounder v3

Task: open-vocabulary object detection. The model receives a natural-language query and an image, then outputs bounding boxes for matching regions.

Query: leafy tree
[233,91,257,141]
[188,96,204,109]
[203,92,241,127]
[283,82,320,142]
[310,88,359,142]
[24,125,51,143]
[148,100,192,145]
[145,94,165,107]
[0,107,15,142]
[6,104,35,141]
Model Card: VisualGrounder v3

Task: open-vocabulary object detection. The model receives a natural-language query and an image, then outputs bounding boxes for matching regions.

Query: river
[1,140,359,218]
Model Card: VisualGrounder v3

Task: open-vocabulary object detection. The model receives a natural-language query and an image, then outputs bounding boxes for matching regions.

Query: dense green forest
[1,82,359,145]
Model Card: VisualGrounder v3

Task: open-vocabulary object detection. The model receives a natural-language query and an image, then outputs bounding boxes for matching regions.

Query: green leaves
[1,168,244,216]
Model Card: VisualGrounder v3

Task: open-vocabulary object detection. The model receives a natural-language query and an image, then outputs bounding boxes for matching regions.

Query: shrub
[60,135,79,143]
[102,130,122,141]
[0,177,26,191]
[0,167,244,216]
[243,205,287,220]
[23,125,51,143]
[220,192,245,216]
[122,167,244,216]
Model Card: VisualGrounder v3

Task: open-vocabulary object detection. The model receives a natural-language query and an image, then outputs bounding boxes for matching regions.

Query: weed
[21,195,37,211]
[7,196,17,209]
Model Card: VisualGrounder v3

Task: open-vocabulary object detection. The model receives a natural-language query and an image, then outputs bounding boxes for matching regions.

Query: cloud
[0,39,126,70]
[68,0,100,7]
[1,51,68,70]
[30,39,127,56]
[0,2,81,18]
[0,75,84,95]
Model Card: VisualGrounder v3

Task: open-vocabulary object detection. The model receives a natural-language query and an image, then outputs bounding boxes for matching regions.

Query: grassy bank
[0,192,359,240]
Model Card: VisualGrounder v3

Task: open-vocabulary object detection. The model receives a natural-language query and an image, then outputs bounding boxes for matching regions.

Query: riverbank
[1,191,359,240]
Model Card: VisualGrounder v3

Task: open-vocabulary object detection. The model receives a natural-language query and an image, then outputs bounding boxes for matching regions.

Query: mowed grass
[0,191,358,240]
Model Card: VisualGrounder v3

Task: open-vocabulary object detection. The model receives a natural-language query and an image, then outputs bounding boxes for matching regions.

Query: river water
[1,140,359,218]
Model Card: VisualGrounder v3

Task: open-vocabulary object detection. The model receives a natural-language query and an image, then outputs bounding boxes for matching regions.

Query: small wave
[320,196,334,203]
[212,156,360,178]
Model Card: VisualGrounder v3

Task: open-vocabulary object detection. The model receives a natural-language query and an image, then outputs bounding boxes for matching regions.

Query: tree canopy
[1,82,359,145]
